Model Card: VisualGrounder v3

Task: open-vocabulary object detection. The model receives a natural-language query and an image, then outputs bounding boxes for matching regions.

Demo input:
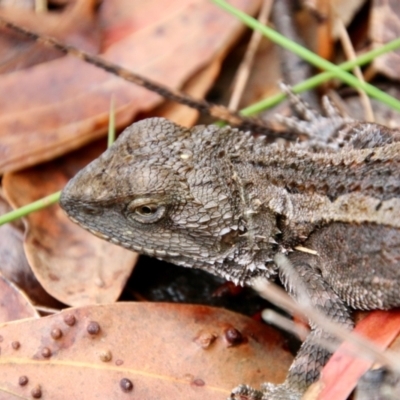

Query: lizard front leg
[306,223,400,311]
[230,255,354,400]
[264,222,400,399]
[277,84,400,151]
[276,83,352,150]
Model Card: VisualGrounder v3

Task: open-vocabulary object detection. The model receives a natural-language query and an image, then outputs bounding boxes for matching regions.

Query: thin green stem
[241,37,400,115]
[0,191,60,225]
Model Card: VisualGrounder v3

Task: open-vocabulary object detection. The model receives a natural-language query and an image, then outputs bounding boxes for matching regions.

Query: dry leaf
[0,0,101,73]
[0,303,293,399]
[344,85,400,128]
[0,272,38,322]
[148,57,225,127]
[369,0,400,80]
[0,195,59,307]
[0,0,260,173]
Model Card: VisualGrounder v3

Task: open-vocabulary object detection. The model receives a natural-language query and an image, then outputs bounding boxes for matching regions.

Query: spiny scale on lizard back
[60,118,280,285]
[254,140,400,201]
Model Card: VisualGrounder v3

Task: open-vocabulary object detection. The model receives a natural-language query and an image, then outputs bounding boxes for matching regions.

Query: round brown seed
[12,341,20,350]
[63,314,76,326]
[31,385,42,398]
[224,328,243,346]
[87,321,101,335]
[120,378,134,392]
[51,328,62,340]
[18,376,28,386]
[41,347,52,358]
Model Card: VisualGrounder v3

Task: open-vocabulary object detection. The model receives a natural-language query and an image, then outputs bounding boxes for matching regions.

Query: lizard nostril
[81,205,103,216]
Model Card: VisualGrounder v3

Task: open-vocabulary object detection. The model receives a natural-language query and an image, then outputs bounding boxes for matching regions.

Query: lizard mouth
[63,211,111,241]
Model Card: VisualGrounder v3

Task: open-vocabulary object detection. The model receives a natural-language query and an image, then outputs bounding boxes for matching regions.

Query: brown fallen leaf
[368,0,400,80]
[0,303,293,399]
[0,272,38,322]
[0,0,101,73]
[305,0,366,38]
[0,195,59,307]
[3,141,138,307]
[147,56,225,127]
[0,0,260,174]
[344,85,400,127]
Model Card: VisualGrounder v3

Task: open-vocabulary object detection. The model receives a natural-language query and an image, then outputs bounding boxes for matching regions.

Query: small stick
[228,0,273,111]
[334,13,374,122]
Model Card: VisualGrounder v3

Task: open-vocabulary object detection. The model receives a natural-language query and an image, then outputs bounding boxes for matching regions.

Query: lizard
[60,89,400,399]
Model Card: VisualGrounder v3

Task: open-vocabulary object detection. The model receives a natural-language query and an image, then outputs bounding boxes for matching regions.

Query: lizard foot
[229,382,302,400]
[276,82,353,150]
[356,367,400,400]
[229,384,263,400]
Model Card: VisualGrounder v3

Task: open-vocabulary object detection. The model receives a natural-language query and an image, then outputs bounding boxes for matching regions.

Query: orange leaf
[0,303,293,399]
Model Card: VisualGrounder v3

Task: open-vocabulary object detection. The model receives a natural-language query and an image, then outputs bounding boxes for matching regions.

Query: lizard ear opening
[125,198,166,224]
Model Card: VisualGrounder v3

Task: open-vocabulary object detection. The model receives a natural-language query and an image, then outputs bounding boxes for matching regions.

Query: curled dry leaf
[0,303,293,399]
[0,0,101,73]
[0,195,60,307]
[318,0,365,38]
[369,0,400,79]
[0,272,38,322]
[2,141,137,307]
[0,0,260,173]
[344,85,400,127]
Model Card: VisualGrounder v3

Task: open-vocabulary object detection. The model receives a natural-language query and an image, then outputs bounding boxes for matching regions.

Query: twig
[35,0,47,13]
[0,192,60,226]
[262,308,309,340]
[334,13,374,122]
[228,0,273,111]
[108,95,116,148]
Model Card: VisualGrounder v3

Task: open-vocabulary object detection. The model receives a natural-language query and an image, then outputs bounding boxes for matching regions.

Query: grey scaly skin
[60,93,400,399]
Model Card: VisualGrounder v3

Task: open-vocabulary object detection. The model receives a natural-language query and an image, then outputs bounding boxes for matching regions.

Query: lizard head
[60,118,277,285]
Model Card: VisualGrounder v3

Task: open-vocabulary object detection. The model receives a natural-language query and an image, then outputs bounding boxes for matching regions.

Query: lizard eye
[137,204,158,215]
[126,198,166,224]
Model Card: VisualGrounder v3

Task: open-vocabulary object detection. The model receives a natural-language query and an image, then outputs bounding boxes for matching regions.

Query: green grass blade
[0,191,60,225]
[213,0,400,112]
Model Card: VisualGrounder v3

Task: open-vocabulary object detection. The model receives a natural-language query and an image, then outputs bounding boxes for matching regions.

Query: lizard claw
[276,83,353,150]
[229,382,302,400]
[259,382,302,400]
[229,384,263,400]
[279,82,320,122]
